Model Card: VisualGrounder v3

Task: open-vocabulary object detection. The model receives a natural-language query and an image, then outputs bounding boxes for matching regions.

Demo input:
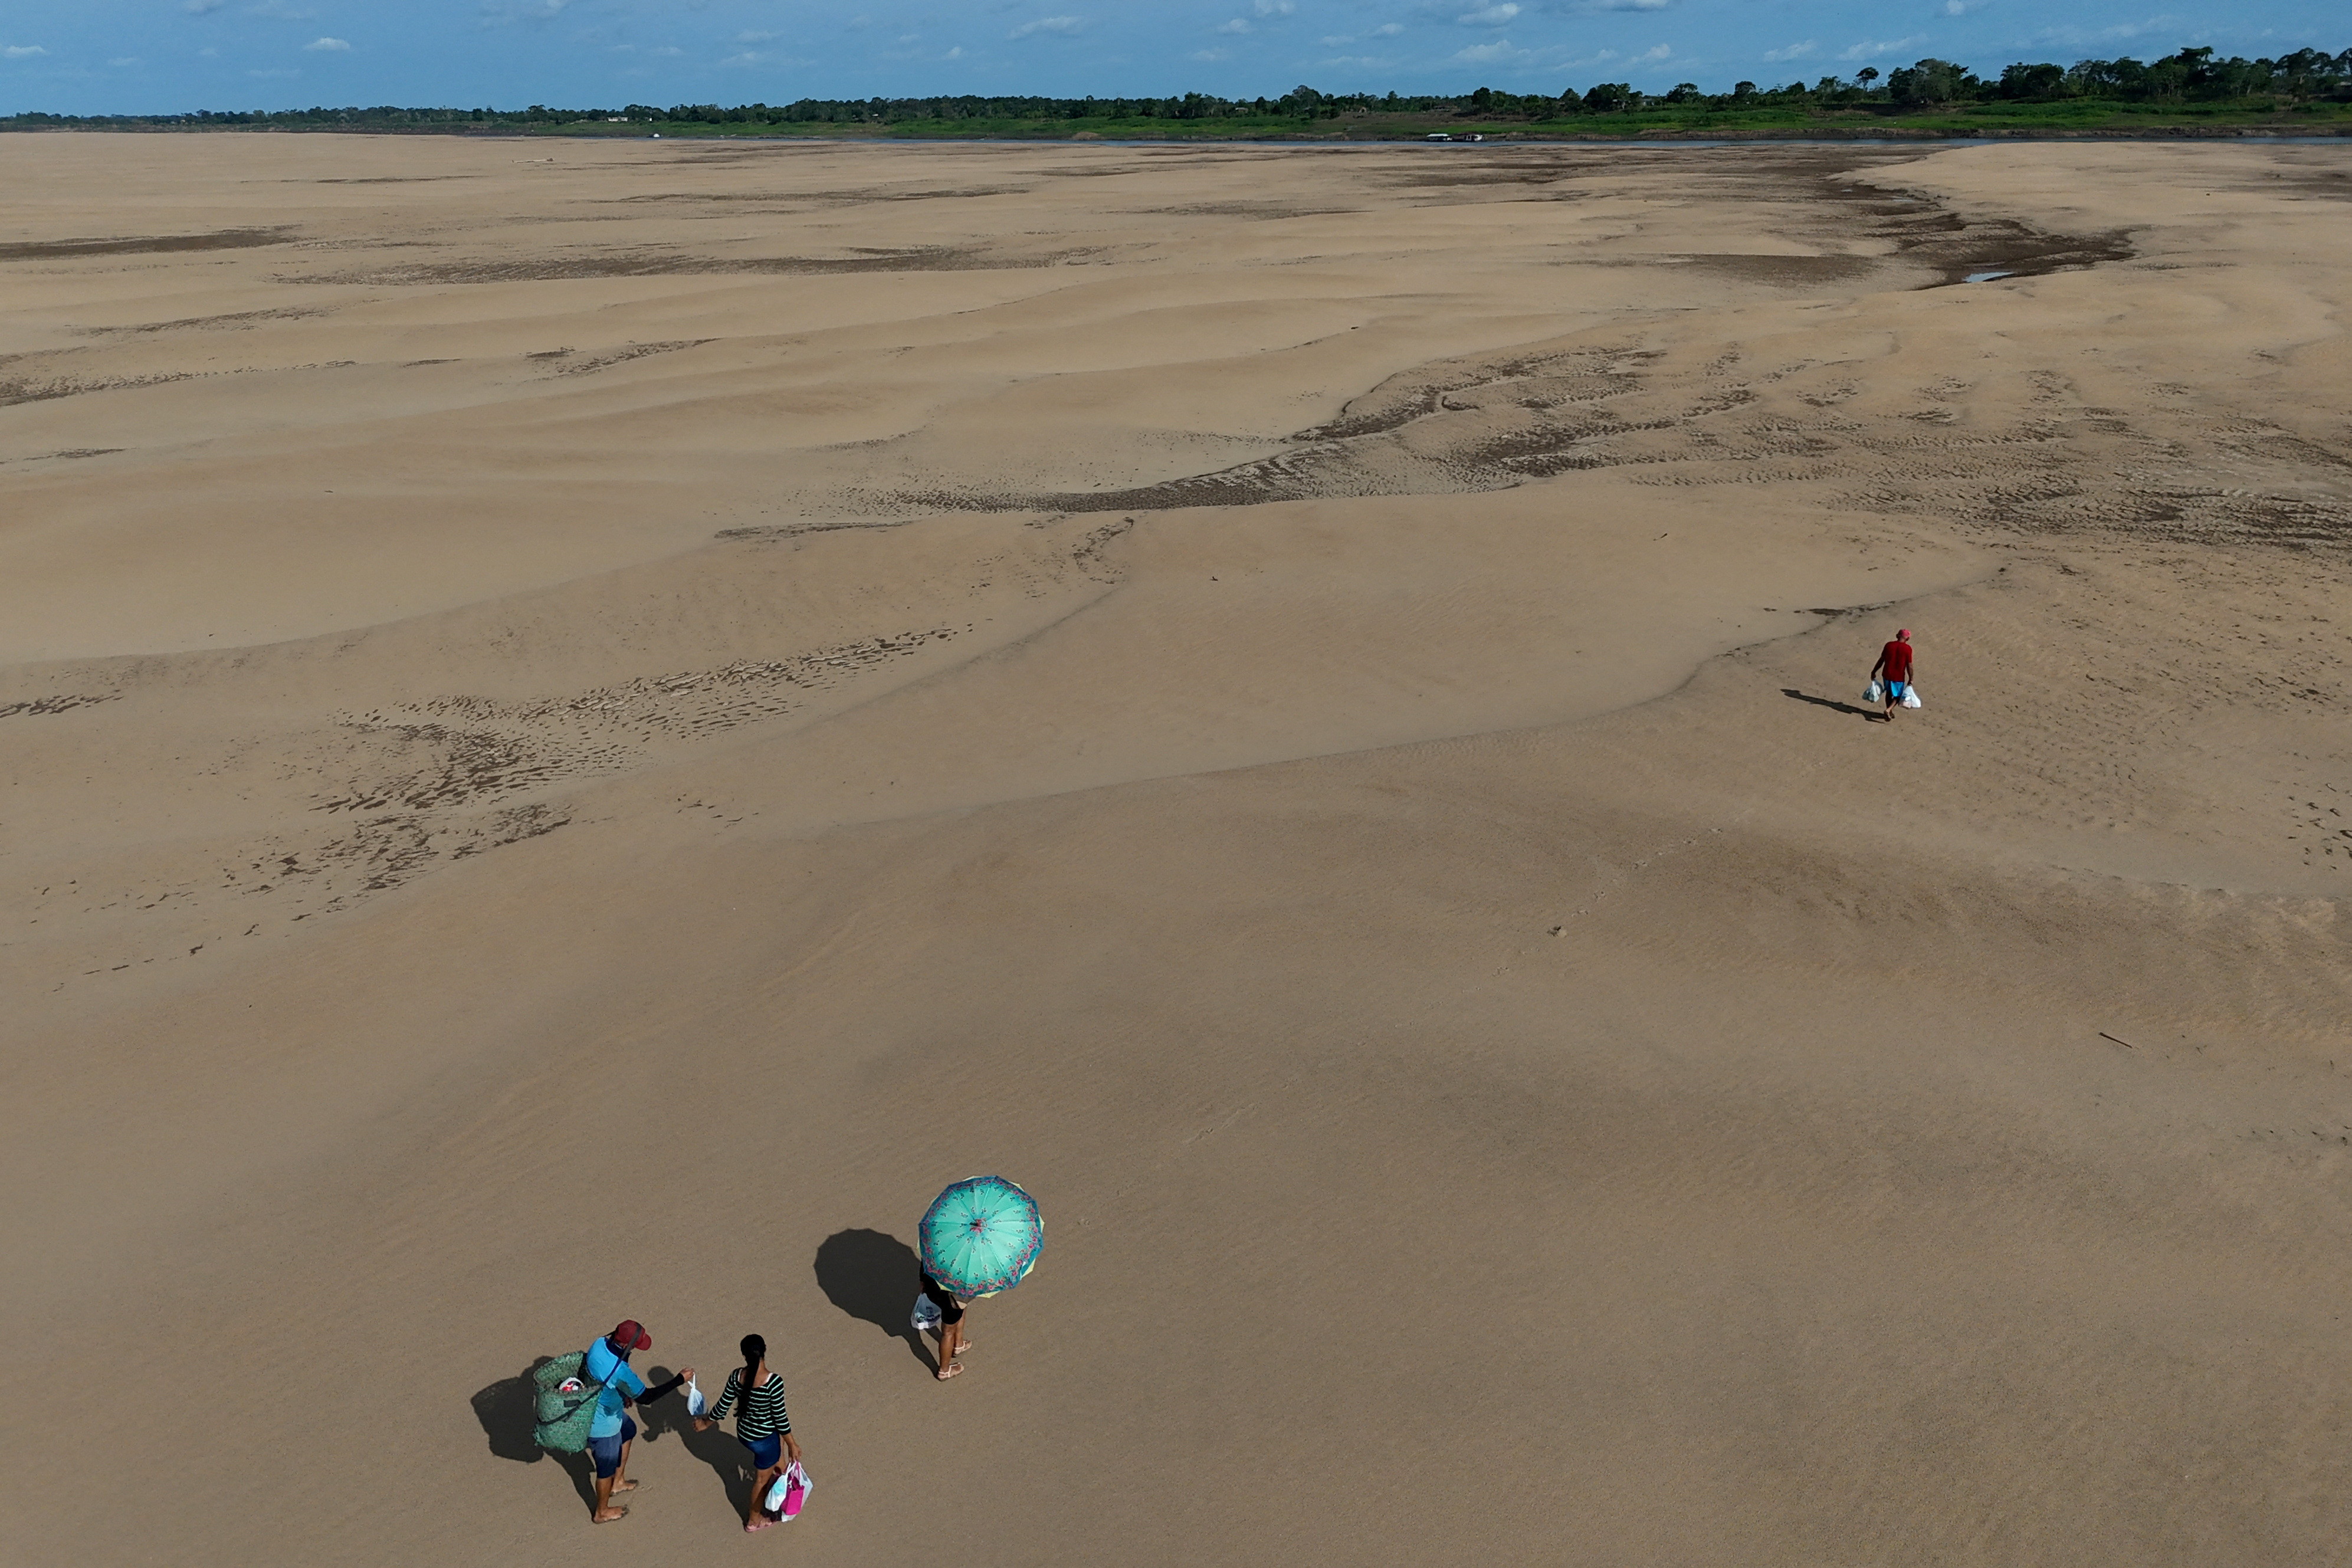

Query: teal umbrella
[919,1176,1043,1300]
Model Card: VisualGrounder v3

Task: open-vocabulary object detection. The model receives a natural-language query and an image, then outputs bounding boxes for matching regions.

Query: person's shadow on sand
[628,1365,753,1521]
[474,1359,728,1521]
[816,1227,939,1372]
[470,1358,596,1514]
[1782,687,1877,720]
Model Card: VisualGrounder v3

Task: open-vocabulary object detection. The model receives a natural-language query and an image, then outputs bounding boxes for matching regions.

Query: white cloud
[1632,42,1669,60]
[184,0,225,11]
[110,56,139,65]
[1373,21,1405,34]
[1458,2,1519,24]
[198,45,219,56]
[1453,37,1525,62]
[250,0,318,17]
[1582,0,1668,11]
[944,44,962,57]
[2,44,46,57]
[248,67,299,77]
[1839,35,1923,60]
[737,29,779,42]
[720,50,767,65]
[2035,15,2183,44]
[1216,17,1252,32]
[1190,47,1231,60]
[1007,15,1082,39]
[303,36,350,51]
[1762,39,1816,62]
[1324,53,1390,66]
[651,44,683,55]
[478,0,568,24]
[1254,0,1294,13]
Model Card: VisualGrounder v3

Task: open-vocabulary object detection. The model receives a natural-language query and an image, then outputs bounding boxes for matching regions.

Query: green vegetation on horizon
[6,45,2348,141]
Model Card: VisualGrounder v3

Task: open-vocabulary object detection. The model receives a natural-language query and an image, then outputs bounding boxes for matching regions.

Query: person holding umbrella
[919,1176,1043,1383]
[919,1270,974,1380]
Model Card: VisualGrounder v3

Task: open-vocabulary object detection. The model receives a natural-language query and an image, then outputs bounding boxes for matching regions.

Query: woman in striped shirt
[694,1333,801,1533]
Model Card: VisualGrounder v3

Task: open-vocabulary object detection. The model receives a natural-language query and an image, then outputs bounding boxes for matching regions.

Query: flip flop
[593,1507,631,1525]
[936,1360,963,1381]
[746,1518,775,1533]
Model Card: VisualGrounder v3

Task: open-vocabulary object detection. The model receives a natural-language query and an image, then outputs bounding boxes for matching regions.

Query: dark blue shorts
[589,1415,637,1479]
[742,1433,783,1470]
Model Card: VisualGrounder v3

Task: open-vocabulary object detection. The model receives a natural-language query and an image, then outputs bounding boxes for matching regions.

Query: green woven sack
[531,1353,604,1454]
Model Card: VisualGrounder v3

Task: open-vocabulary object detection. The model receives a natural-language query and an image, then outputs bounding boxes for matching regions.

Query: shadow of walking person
[1782,687,1877,720]
[815,1228,935,1371]
[470,1359,596,1514]
[679,1410,760,1523]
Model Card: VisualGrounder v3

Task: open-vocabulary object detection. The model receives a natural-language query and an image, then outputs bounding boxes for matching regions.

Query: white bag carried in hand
[762,1459,813,1521]
[1864,679,1883,704]
[1901,684,1922,710]
[684,1375,707,1418]
[911,1290,944,1334]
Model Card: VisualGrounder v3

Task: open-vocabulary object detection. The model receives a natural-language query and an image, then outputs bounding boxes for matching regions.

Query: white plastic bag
[1864,679,1883,705]
[1901,685,1922,710]
[684,1375,706,1418]
[911,1290,944,1335]
[763,1459,813,1521]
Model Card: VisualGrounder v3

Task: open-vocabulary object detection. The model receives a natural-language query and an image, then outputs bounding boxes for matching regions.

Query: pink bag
[762,1460,813,1521]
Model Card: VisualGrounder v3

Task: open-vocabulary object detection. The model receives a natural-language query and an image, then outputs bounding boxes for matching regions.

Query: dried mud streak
[907,322,2351,553]
[0,692,119,720]
[294,244,1101,286]
[288,628,963,909]
[0,227,296,261]
[895,158,2157,522]
[79,306,330,336]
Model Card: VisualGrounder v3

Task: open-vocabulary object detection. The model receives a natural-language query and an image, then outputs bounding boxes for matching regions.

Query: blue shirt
[582,1338,647,1441]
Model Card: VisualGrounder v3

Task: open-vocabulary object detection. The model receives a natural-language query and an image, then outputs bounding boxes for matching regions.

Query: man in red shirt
[1869,629,1914,723]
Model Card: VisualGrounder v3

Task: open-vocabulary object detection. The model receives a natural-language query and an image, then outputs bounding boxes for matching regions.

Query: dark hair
[739,1333,765,1395]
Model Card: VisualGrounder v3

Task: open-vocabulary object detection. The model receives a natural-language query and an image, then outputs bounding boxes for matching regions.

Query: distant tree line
[4,46,2347,133]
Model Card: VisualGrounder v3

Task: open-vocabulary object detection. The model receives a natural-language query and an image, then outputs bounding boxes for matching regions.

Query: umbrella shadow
[470,1357,596,1514]
[1782,687,1877,720]
[815,1228,938,1373]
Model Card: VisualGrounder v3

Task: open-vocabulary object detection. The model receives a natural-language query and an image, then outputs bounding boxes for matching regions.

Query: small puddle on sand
[1964,270,2014,283]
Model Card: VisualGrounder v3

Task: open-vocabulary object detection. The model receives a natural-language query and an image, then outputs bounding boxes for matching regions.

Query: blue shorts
[589,1415,637,1479]
[742,1432,783,1470]
[1886,681,1907,701]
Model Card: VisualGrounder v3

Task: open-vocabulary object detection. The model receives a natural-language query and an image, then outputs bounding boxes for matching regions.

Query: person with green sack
[580,1319,691,1525]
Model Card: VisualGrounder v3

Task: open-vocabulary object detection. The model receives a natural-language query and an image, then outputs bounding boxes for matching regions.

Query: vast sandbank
[4,133,2350,1565]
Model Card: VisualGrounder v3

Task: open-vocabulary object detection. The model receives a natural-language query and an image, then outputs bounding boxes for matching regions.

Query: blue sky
[2,0,2342,114]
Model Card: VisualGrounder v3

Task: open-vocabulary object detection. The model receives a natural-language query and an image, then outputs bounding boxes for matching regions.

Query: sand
[4,132,2350,1566]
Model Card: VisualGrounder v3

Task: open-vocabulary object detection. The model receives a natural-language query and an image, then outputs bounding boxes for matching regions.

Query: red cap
[609,1320,651,1353]
[1897,629,1910,639]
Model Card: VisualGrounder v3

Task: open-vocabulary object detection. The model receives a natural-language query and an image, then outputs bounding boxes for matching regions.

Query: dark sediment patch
[0,692,120,720]
[1911,221,2134,287]
[1136,203,1363,219]
[1655,252,1884,286]
[547,339,714,376]
[0,227,296,261]
[610,186,1031,205]
[80,306,329,336]
[297,244,1098,284]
